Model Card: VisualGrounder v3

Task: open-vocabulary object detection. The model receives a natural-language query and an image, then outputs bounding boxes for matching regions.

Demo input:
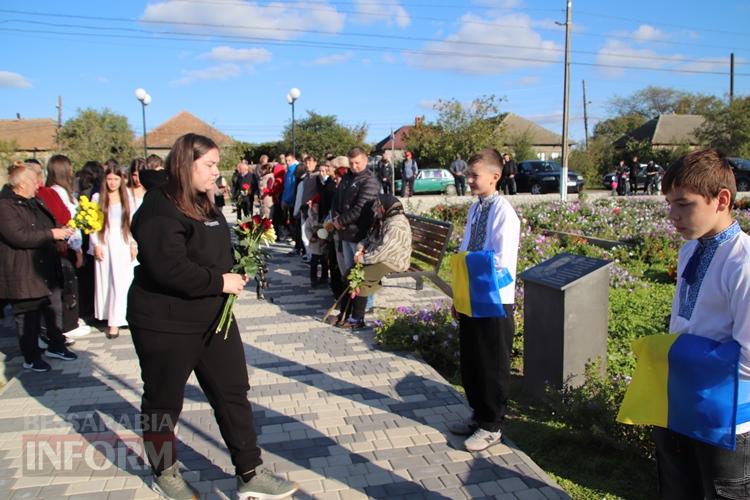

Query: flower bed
[374,197,750,484]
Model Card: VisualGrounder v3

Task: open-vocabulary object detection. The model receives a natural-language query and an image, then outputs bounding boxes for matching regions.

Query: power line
[7,16,741,67]
[2,6,748,53]
[1,16,746,73]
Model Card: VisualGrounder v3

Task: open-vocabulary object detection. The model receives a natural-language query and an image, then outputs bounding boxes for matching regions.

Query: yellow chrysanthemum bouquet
[67,195,104,234]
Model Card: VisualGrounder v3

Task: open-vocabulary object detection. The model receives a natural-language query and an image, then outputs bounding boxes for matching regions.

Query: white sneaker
[464,428,502,452]
[64,324,92,338]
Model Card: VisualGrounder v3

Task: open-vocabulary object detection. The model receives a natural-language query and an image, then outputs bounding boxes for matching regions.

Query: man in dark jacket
[449,154,468,196]
[629,155,640,194]
[0,165,77,372]
[500,153,517,195]
[331,148,381,274]
[377,156,394,195]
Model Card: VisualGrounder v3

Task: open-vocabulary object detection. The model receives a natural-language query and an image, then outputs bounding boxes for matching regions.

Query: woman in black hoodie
[127,133,297,500]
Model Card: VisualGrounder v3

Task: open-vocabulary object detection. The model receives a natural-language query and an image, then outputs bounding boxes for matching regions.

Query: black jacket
[127,189,233,334]
[0,185,61,300]
[317,176,336,223]
[333,169,381,242]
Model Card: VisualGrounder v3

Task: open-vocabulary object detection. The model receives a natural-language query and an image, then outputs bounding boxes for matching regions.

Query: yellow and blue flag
[450,251,513,318]
[617,333,750,450]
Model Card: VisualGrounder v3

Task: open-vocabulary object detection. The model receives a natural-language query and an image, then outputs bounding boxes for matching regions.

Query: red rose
[239,223,250,231]
[252,215,262,225]
[262,219,272,230]
[242,183,250,191]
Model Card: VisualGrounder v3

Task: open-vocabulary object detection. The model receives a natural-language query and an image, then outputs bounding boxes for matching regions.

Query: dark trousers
[653,428,750,499]
[454,175,467,196]
[310,253,328,284]
[458,304,514,432]
[272,199,285,237]
[60,254,80,333]
[500,177,517,195]
[131,323,262,476]
[77,245,95,320]
[401,177,415,197]
[629,176,638,194]
[382,180,393,195]
[12,294,67,363]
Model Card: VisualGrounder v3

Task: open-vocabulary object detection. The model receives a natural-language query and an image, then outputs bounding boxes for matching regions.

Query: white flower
[316,228,329,239]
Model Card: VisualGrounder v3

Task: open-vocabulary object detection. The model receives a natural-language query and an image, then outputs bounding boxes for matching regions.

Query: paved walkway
[0,238,569,499]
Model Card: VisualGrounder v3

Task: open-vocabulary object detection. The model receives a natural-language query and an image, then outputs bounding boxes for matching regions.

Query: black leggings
[131,322,262,475]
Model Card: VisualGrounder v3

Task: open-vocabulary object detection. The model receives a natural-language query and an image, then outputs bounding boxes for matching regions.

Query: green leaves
[59,108,136,168]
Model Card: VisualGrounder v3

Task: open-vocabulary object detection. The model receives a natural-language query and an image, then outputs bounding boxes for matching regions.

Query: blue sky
[1,0,748,148]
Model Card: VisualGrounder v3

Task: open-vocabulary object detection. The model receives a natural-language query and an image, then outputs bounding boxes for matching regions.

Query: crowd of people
[1,139,748,499]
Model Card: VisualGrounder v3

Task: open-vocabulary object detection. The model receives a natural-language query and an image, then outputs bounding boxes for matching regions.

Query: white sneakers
[64,320,92,338]
[464,428,503,452]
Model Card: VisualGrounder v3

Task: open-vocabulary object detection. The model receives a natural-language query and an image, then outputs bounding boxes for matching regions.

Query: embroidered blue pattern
[678,222,741,320]
[468,192,500,251]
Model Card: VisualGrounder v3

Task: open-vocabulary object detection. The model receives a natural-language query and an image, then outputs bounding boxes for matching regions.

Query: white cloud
[311,51,353,65]
[596,39,669,78]
[678,56,742,74]
[471,0,521,8]
[203,46,272,63]
[404,13,561,75]
[142,0,345,39]
[171,63,242,86]
[352,0,410,28]
[381,53,397,64]
[418,99,439,110]
[631,24,667,43]
[515,75,540,86]
[0,71,31,88]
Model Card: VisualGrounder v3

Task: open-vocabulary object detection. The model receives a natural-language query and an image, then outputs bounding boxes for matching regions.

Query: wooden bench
[388,214,453,297]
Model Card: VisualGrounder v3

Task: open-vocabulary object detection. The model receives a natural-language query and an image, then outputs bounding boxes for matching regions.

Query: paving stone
[0,236,566,500]
[514,489,550,500]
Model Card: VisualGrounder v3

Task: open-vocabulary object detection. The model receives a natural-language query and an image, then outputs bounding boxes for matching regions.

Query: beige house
[373,113,571,162]
[134,111,234,158]
[614,114,706,150]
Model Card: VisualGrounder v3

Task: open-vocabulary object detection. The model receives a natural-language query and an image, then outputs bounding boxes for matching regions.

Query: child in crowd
[653,149,750,498]
[303,195,328,287]
[448,148,520,452]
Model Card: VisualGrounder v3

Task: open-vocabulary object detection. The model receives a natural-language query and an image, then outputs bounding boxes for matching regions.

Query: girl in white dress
[91,165,136,339]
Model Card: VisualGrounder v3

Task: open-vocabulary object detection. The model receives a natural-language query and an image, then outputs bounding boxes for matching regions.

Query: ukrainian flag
[450,251,513,318]
[617,333,750,450]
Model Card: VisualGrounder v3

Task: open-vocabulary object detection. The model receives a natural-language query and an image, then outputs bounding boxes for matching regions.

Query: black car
[515,160,585,194]
[728,157,750,192]
[602,164,663,192]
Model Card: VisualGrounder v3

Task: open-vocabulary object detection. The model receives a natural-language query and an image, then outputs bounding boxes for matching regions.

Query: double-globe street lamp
[286,87,301,157]
[134,88,152,159]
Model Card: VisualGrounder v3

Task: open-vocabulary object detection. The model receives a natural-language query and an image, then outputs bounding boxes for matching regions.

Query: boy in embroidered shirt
[656,149,750,498]
[448,148,520,452]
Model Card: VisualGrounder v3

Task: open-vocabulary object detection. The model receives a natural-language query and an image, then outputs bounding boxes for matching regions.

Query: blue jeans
[340,239,375,309]
[653,428,750,499]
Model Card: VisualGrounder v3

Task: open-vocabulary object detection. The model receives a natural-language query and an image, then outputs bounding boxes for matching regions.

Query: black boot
[347,296,367,329]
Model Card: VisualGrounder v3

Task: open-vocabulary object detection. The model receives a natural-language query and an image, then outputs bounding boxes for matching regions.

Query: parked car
[515,160,585,194]
[728,157,750,192]
[394,168,457,195]
[601,164,663,192]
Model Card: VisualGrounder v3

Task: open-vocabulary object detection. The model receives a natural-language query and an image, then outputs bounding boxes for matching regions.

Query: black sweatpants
[131,321,262,476]
[458,304,514,432]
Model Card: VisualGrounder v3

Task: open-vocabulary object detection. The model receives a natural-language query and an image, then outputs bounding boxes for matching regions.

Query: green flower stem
[216,293,237,339]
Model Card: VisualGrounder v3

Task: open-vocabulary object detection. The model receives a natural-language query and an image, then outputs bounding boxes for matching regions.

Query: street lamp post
[286,87,300,157]
[135,88,152,159]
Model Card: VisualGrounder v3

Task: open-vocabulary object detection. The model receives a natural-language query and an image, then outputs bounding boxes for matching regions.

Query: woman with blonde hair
[91,163,136,339]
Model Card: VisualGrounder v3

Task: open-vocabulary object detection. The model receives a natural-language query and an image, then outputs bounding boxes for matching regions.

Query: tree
[59,108,135,167]
[592,113,648,140]
[405,95,505,167]
[609,86,723,119]
[507,131,536,162]
[281,111,367,159]
[218,141,254,175]
[698,96,750,157]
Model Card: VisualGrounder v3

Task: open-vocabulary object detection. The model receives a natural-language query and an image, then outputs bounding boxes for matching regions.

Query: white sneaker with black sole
[464,428,502,452]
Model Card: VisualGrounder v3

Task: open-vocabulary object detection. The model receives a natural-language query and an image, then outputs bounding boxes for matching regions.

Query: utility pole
[730,53,735,103]
[560,0,572,201]
[582,80,589,149]
[56,96,62,151]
